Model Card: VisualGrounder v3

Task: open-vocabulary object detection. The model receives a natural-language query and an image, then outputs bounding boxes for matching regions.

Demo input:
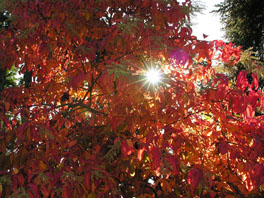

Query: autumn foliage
[0,0,263,197]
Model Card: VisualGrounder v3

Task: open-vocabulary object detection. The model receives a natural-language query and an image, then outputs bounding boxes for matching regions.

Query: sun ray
[145,68,162,85]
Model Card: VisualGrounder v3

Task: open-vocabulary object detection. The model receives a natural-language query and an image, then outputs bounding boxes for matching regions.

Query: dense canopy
[0,0,263,197]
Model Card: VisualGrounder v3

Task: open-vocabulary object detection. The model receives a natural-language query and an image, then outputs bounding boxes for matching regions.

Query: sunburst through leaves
[145,68,162,85]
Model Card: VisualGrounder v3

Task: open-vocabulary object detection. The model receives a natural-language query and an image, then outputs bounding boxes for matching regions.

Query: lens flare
[145,68,161,85]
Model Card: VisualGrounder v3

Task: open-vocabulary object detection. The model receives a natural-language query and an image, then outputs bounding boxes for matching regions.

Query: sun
[145,68,162,85]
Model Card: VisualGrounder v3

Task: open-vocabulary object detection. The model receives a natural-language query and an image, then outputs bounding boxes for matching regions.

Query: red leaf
[236,71,248,91]
[62,186,71,198]
[17,174,25,187]
[5,102,10,111]
[40,186,50,197]
[244,104,255,119]
[84,172,91,190]
[17,123,26,140]
[137,147,145,161]
[187,168,203,191]
[2,116,10,128]
[27,169,34,183]
[218,142,228,155]
[151,147,161,176]
[146,131,154,145]
[68,140,77,148]
[251,73,259,90]
[28,183,39,197]
[230,148,240,160]
[38,42,49,56]
[252,164,264,186]
[121,140,133,157]
[70,73,86,88]
[166,155,179,176]
[141,0,151,8]
[11,176,18,191]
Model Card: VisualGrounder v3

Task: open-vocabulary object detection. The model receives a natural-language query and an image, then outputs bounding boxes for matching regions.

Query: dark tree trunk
[0,68,6,93]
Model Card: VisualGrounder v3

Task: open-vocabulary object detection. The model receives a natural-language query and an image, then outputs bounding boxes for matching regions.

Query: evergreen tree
[215,0,264,59]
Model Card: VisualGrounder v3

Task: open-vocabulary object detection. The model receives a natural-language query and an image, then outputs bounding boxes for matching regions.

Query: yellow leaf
[85,13,91,21]
[65,120,71,129]
[130,171,135,177]
[73,157,78,162]
[154,178,172,192]
[13,168,19,175]
[91,183,96,193]
[0,184,2,196]
[88,193,96,198]
[39,161,48,171]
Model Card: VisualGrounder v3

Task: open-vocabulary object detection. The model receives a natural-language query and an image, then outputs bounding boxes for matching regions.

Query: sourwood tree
[0,0,263,197]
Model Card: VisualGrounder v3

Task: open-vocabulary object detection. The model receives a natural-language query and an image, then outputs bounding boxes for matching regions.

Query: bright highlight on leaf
[145,68,162,85]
